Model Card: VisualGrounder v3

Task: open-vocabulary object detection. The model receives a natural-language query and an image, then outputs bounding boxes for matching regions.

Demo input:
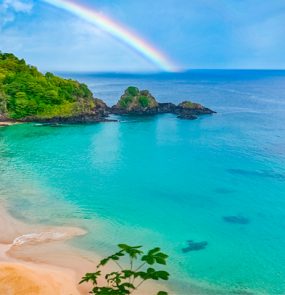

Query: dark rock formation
[94,98,109,116]
[111,87,215,120]
[111,86,158,115]
[1,82,215,124]
[177,114,198,120]
[19,110,115,124]
[182,240,208,253]
[223,216,250,225]
[157,102,177,113]
[0,114,8,122]
[14,98,112,124]
[0,52,215,124]
[174,101,215,119]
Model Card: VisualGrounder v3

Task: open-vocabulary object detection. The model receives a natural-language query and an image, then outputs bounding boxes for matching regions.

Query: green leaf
[118,244,143,257]
[149,247,161,255]
[142,249,168,266]
[141,255,155,265]
[99,258,109,266]
[122,270,134,278]
[156,271,170,280]
[80,243,170,295]
[79,271,101,285]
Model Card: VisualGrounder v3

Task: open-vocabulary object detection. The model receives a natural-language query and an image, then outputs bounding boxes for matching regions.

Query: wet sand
[0,202,95,294]
[0,203,167,294]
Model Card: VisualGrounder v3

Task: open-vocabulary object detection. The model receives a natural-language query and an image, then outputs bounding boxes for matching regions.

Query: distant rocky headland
[0,52,215,124]
[112,86,215,120]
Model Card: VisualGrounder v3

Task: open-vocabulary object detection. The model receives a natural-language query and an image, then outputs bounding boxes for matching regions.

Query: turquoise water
[1,71,285,294]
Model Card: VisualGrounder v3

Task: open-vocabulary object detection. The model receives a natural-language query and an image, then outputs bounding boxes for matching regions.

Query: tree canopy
[117,86,158,110]
[0,52,97,119]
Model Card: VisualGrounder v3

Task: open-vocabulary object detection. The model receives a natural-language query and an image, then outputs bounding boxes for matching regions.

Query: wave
[12,231,67,246]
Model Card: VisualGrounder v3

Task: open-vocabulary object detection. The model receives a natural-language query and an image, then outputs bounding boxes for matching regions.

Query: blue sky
[1,0,285,72]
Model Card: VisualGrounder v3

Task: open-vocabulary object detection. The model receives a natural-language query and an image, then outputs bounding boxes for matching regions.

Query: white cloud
[0,0,33,27]
[1,0,33,12]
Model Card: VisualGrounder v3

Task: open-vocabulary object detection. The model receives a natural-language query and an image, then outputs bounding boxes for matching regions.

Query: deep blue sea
[1,70,285,294]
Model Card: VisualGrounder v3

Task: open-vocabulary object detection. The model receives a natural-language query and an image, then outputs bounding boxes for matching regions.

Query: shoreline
[0,202,93,294]
[0,98,215,126]
[0,202,168,295]
[0,121,22,127]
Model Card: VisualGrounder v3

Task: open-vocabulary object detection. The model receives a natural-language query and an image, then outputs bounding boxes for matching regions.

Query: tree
[0,85,7,114]
[80,244,170,295]
[0,52,97,120]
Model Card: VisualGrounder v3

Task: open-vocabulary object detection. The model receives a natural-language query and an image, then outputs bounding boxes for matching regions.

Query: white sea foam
[12,231,66,246]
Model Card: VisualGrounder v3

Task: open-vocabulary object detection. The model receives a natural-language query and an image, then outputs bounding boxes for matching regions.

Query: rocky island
[111,86,215,120]
[0,52,215,124]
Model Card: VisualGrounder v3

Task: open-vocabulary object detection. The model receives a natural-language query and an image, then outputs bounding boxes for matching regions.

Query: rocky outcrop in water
[0,52,216,124]
[157,102,177,113]
[111,86,158,115]
[111,87,215,120]
[175,101,215,120]
[182,240,208,253]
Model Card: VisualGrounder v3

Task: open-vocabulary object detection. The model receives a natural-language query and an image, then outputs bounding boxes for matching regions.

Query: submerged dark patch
[182,240,208,253]
[231,290,255,295]
[227,168,285,181]
[214,187,236,194]
[223,215,250,225]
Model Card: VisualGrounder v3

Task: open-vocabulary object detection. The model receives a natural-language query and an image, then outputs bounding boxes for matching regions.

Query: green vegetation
[138,96,150,108]
[0,52,99,120]
[119,95,134,108]
[117,86,158,110]
[126,86,140,96]
[80,244,169,295]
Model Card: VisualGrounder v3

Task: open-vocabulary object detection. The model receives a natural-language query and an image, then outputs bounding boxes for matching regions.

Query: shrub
[127,86,139,96]
[119,96,134,108]
[80,244,169,295]
[138,96,150,108]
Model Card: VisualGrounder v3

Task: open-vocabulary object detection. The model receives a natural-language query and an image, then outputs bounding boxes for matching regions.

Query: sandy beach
[0,202,96,294]
[0,203,167,295]
[0,122,20,127]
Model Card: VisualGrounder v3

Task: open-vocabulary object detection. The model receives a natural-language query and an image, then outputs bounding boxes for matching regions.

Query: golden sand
[0,263,81,295]
[0,203,167,295]
[0,203,94,294]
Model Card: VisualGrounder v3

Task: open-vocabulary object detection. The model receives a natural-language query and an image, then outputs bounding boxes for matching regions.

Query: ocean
[1,70,285,294]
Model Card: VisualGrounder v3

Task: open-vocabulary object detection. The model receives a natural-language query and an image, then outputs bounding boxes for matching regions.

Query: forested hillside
[0,52,102,120]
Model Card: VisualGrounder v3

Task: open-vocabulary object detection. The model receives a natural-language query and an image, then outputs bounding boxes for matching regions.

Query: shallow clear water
[1,70,285,294]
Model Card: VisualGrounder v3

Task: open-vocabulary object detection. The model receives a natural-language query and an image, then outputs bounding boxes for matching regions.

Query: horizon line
[54,68,285,75]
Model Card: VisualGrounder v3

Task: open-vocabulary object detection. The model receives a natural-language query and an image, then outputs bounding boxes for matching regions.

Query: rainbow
[42,0,179,72]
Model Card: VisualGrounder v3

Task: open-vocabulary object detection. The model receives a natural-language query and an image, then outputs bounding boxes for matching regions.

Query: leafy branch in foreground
[80,244,169,295]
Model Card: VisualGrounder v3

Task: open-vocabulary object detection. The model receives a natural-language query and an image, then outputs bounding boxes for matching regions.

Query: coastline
[0,202,93,294]
[0,202,168,295]
[0,121,21,127]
